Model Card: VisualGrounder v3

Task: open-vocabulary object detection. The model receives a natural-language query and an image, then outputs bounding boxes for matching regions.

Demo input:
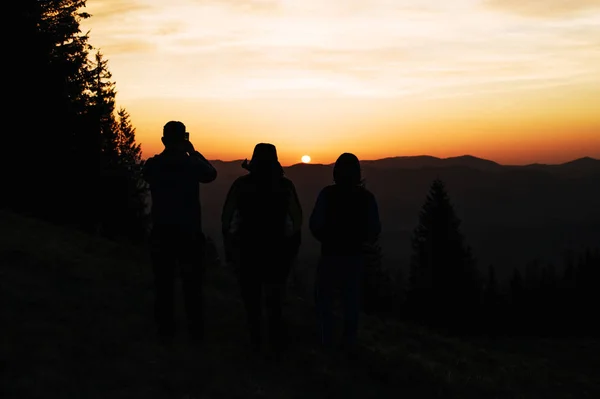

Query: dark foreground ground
[1,210,599,399]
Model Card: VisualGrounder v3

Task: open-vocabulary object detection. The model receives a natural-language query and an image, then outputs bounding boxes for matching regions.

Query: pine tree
[115,108,142,167]
[87,51,118,164]
[8,1,147,241]
[408,178,481,329]
[114,108,148,242]
[85,53,147,241]
[8,0,93,220]
[84,50,119,234]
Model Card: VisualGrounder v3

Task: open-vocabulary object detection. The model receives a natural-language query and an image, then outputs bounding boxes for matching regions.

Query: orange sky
[82,0,600,165]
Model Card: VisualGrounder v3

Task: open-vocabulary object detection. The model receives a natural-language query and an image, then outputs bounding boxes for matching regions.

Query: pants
[315,255,364,348]
[237,256,292,352]
[149,225,206,340]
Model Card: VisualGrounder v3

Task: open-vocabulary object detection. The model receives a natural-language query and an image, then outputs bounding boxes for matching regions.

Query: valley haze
[177,154,600,289]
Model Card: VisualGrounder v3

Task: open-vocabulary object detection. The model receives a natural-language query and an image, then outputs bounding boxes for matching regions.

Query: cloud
[485,0,600,18]
[101,40,157,54]
[81,0,600,100]
[84,0,154,20]
[192,0,280,12]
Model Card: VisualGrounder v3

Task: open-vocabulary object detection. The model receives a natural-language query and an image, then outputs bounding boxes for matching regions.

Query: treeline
[5,0,147,241]
[363,179,600,338]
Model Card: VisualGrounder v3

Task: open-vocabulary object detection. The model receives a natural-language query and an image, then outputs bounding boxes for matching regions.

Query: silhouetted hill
[360,154,502,171]
[200,156,600,284]
[2,210,599,398]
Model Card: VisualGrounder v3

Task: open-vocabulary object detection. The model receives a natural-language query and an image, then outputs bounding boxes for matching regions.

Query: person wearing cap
[221,143,302,358]
[142,121,217,346]
[309,152,381,350]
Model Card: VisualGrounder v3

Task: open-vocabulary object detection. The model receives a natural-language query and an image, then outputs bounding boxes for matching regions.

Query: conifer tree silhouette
[408,178,481,331]
[9,1,147,242]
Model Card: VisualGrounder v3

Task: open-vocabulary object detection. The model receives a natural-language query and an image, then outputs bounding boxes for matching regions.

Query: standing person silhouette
[309,152,381,350]
[142,121,217,346]
[221,143,302,360]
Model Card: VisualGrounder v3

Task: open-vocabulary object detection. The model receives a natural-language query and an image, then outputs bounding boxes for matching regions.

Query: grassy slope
[1,210,599,399]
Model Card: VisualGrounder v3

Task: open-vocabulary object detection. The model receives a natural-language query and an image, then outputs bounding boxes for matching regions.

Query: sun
[301,155,311,164]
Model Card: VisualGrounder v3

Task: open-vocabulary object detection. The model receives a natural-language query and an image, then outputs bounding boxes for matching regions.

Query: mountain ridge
[208,155,599,169]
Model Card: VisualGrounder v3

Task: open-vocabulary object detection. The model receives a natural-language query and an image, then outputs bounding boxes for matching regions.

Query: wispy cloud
[82,0,600,100]
[485,0,600,18]
[191,0,281,12]
[84,0,154,20]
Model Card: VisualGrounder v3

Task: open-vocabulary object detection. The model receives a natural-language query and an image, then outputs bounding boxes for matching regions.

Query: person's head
[161,121,187,150]
[333,152,362,187]
[243,143,283,177]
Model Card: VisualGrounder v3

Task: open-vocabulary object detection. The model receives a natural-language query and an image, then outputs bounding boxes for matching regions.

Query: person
[221,143,302,358]
[309,152,381,350]
[142,121,217,346]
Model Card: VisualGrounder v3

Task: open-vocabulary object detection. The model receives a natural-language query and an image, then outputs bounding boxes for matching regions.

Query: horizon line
[154,154,598,167]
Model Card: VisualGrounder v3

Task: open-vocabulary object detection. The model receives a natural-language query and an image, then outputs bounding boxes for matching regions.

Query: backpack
[235,174,292,254]
[320,185,371,254]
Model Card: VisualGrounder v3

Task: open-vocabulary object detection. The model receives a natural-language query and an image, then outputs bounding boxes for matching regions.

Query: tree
[115,108,142,167]
[8,0,93,221]
[408,178,481,330]
[86,53,147,241]
[7,1,147,242]
[87,51,118,166]
[114,108,148,242]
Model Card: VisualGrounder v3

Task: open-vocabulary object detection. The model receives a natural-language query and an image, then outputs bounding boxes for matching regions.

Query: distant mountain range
[212,155,599,173]
[200,155,600,284]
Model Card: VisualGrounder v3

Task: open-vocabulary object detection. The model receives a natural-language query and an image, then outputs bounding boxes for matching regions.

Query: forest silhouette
[3,1,600,398]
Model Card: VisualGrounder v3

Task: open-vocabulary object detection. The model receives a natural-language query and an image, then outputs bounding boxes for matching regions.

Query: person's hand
[183,140,195,154]
[241,158,250,170]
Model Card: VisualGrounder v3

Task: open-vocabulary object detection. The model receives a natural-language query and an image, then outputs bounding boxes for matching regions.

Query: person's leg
[238,262,263,351]
[264,259,288,355]
[314,257,335,349]
[180,231,206,342]
[150,227,177,344]
[264,282,285,354]
[342,256,364,346]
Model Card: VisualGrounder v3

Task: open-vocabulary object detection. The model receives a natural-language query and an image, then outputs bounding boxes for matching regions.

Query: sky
[81,0,600,165]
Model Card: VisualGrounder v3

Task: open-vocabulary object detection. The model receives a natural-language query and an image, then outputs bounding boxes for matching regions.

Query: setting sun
[301,155,311,164]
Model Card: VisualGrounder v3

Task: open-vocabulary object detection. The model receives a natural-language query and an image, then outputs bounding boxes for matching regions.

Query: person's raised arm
[185,141,217,183]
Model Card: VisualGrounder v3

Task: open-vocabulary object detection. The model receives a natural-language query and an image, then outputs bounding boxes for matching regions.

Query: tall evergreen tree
[114,108,148,241]
[8,0,92,221]
[115,108,142,167]
[8,1,147,242]
[408,178,481,329]
[84,50,118,233]
[86,53,147,240]
[88,51,118,165]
